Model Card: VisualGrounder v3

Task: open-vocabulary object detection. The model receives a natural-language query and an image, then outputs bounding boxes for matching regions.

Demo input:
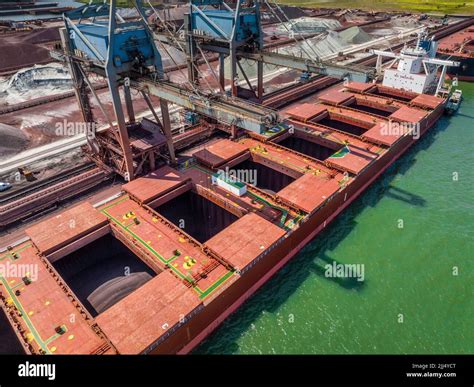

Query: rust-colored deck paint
[0,82,446,354]
[25,202,108,255]
[193,139,249,168]
[123,166,190,204]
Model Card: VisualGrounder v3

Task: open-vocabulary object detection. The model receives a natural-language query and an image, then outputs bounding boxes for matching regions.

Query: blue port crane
[184,0,265,99]
[54,0,374,180]
[59,0,176,180]
[54,0,281,179]
[181,0,374,101]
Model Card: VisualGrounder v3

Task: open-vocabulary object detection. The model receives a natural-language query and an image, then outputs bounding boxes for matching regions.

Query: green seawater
[195,83,474,354]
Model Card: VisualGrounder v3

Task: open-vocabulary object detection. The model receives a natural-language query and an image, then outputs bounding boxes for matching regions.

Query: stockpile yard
[0,64,72,106]
[0,26,60,74]
[0,0,472,369]
[0,122,30,159]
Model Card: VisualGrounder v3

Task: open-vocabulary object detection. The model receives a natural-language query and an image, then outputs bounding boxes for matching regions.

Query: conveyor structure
[55,0,376,181]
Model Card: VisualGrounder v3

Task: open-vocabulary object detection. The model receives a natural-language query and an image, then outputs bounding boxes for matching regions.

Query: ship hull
[441,54,474,81]
[149,103,445,355]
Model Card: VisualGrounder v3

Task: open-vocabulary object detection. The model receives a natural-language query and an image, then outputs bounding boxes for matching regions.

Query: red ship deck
[192,138,249,168]
[344,81,377,93]
[0,242,109,354]
[283,120,379,175]
[25,202,108,255]
[238,137,335,178]
[205,213,286,273]
[285,103,327,122]
[318,89,406,115]
[180,165,300,225]
[123,166,190,204]
[281,82,441,174]
[0,78,447,355]
[321,105,386,127]
[100,195,235,298]
[278,172,344,214]
[95,270,202,354]
[349,92,403,111]
[410,94,445,110]
[318,90,355,106]
[389,105,427,123]
[363,122,402,146]
[438,25,474,58]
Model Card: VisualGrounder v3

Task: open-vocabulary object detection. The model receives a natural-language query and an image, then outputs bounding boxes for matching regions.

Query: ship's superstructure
[372,32,459,95]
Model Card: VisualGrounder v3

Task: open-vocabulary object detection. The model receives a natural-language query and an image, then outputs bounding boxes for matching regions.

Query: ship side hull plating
[149,105,445,354]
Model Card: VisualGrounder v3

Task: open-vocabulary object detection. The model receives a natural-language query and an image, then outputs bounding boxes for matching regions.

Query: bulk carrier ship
[0,2,462,355]
[438,22,474,81]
